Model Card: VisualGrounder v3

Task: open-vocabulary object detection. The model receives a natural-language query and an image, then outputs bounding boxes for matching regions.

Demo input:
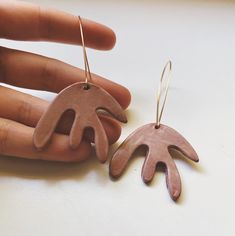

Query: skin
[0,0,131,162]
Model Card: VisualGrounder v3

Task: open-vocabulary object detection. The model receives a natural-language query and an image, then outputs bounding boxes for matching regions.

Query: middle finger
[0,46,131,109]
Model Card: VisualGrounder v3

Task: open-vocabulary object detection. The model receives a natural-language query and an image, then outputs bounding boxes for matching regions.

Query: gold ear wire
[78,16,92,88]
[156,60,172,128]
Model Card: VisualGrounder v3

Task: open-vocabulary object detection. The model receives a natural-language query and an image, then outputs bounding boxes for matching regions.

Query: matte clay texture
[109,123,199,201]
[33,82,127,163]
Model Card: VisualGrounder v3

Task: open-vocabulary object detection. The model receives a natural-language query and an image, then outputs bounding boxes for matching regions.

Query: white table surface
[0,0,235,235]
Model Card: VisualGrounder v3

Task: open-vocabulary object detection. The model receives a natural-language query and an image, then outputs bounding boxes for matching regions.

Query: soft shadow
[169,148,205,173]
[0,151,109,184]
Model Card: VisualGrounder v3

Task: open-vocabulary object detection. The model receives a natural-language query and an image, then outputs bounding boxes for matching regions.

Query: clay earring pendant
[109,61,199,201]
[33,16,127,163]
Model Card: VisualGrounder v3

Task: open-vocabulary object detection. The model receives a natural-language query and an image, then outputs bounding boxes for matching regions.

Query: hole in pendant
[155,124,160,129]
[83,84,90,90]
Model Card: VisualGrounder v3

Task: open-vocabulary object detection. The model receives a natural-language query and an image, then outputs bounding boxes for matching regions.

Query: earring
[109,61,199,201]
[33,16,127,163]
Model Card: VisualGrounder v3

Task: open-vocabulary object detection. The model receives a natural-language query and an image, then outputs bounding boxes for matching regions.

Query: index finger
[0,0,116,50]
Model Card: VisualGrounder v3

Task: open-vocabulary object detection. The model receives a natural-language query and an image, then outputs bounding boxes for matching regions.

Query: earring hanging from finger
[109,61,199,201]
[33,16,127,163]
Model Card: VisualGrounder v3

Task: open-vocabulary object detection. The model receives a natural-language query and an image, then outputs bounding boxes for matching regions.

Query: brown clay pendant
[33,17,127,163]
[109,61,199,201]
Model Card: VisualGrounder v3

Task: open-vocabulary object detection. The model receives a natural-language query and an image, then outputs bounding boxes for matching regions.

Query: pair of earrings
[33,17,199,201]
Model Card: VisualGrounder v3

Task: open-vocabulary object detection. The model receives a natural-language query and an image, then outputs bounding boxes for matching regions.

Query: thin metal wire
[156,60,172,128]
[78,16,92,86]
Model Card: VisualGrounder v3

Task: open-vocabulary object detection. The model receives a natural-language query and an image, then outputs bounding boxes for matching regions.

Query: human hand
[0,0,131,162]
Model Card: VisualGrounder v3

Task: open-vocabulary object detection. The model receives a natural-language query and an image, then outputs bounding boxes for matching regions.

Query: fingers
[110,140,139,178]
[93,119,109,163]
[165,160,181,201]
[110,127,146,178]
[0,0,115,50]
[0,86,122,145]
[141,153,157,183]
[166,126,199,162]
[0,46,131,109]
[0,118,92,162]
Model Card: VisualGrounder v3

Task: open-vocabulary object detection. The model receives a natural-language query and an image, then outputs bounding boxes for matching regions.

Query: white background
[0,0,235,235]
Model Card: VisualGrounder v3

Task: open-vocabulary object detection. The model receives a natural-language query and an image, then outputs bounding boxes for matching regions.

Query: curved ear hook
[156,60,172,128]
[78,16,92,87]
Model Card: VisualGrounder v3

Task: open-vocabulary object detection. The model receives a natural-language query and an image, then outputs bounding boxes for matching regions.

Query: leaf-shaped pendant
[109,123,198,201]
[33,82,127,163]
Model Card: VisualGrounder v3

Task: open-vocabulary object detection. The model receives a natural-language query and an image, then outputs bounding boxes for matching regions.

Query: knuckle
[17,98,33,125]
[0,120,10,154]
[40,58,59,91]
[37,6,53,40]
